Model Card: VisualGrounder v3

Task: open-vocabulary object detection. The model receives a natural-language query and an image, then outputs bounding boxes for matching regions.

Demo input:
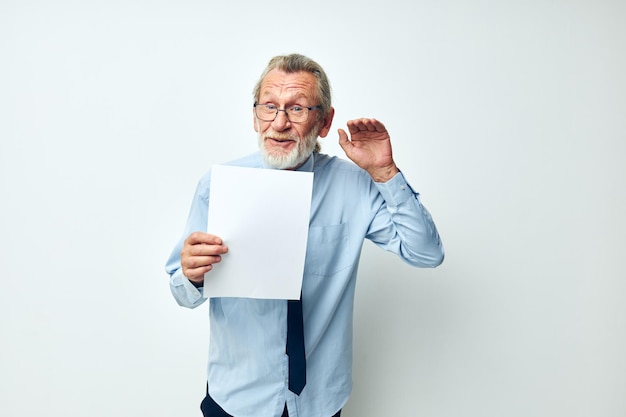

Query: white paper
[204,164,313,299]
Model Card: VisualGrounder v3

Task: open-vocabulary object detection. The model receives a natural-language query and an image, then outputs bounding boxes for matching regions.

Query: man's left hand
[338,118,399,182]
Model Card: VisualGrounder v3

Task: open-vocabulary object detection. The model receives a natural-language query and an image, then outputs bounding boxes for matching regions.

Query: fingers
[347,118,387,135]
[181,232,228,281]
[337,128,350,149]
[185,231,223,246]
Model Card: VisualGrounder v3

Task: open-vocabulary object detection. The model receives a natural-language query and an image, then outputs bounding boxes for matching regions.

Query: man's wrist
[368,164,399,183]
[189,278,204,288]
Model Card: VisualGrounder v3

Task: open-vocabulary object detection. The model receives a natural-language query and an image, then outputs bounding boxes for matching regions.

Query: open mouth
[268,137,296,146]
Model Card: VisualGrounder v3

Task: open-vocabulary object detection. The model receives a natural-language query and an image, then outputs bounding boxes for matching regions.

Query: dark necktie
[286,298,306,394]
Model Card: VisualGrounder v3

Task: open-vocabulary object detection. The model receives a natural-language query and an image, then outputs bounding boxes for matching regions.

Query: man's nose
[271,109,292,131]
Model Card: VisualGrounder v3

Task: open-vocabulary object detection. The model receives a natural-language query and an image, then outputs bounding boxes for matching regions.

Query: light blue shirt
[165,152,444,417]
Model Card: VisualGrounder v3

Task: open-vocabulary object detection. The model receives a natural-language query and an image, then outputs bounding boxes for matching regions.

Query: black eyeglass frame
[253,102,322,123]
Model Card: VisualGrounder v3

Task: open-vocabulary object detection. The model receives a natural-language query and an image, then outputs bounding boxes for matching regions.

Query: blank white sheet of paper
[204,164,313,300]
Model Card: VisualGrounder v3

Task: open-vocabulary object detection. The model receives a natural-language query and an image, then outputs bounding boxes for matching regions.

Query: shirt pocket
[304,223,351,276]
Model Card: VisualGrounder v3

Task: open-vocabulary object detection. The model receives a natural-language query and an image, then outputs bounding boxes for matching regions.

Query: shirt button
[400,185,406,190]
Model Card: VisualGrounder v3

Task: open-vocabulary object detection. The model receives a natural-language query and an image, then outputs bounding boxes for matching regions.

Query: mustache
[263,131,298,141]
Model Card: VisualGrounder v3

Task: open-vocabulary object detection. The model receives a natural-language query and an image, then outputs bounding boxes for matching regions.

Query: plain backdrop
[1,1,625,416]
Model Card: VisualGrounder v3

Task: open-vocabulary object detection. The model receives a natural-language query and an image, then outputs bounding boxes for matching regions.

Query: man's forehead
[260,70,317,96]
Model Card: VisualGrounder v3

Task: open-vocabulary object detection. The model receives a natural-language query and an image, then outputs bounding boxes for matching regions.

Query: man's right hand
[180,232,228,286]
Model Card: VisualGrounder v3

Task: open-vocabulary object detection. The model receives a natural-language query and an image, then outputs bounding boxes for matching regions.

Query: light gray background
[1,1,624,416]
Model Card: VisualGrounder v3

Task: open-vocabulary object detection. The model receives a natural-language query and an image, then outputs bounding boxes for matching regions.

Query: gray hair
[252,53,332,122]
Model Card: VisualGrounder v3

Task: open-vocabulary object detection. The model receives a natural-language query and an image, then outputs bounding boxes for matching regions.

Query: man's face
[254,69,333,169]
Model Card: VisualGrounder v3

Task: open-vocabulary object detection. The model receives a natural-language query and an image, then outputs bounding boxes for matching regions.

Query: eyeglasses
[254,103,321,123]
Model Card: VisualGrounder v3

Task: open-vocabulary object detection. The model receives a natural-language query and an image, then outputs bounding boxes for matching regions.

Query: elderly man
[165,53,444,417]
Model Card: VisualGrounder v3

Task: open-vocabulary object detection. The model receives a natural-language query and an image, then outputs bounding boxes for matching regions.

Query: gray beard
[258,126,320,170]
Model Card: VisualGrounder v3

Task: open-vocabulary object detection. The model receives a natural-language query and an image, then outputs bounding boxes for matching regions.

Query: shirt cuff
[170,268,205,304]
[374,171,419,208]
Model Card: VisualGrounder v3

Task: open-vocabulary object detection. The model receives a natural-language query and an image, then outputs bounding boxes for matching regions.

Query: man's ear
[253,110,259,133]
[317,107,335,138]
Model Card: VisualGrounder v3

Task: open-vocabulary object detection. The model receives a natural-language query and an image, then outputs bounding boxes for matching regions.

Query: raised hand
[338,118,399,182]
